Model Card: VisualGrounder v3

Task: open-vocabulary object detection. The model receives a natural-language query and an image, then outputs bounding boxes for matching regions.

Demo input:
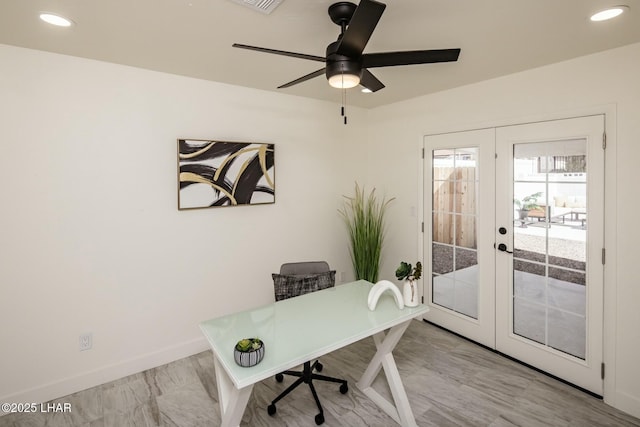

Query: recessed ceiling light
[39,13,74,27]
[361,88,372,93]
[590,5,629,22]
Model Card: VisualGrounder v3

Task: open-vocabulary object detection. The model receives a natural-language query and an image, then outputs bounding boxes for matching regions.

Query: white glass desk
[199,280,428,427]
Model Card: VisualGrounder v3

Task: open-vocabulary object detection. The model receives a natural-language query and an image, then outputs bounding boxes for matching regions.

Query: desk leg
[213,356,253,427]
[356,320,417,427]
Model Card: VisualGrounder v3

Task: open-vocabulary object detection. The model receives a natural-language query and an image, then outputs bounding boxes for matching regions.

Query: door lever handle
[496,243,513,254]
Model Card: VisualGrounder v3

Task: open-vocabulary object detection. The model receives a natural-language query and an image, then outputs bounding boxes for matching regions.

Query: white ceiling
[1,0,639,108]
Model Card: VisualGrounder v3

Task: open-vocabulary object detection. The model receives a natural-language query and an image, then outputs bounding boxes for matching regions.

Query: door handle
[496,243,513,254]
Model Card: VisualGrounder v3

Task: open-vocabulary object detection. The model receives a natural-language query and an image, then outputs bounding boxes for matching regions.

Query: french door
[424,129,496,348]
[424,115,604,395]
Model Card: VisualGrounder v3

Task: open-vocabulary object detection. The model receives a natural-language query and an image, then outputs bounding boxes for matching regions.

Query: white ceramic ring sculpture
[367,280,405,311]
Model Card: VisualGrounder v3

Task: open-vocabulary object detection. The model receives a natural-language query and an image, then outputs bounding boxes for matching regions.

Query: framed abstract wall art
[177,139,275,210]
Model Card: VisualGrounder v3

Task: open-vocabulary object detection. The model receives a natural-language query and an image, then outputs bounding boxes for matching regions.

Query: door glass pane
[432,148,478,319]
[512,140,587,359]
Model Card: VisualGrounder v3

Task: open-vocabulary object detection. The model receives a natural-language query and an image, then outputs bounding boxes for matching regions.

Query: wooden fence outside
[433,167,477,249]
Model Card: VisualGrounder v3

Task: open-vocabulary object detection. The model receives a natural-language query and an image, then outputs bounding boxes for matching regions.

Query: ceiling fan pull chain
[344,88,348,125]
[340,69,344,118]
[340,78,345,120]
[341,66,348,125]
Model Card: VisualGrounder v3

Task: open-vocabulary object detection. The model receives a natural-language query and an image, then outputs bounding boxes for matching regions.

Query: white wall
[3,39,639,419]
[364,42,640,417]
[0,44,367,404]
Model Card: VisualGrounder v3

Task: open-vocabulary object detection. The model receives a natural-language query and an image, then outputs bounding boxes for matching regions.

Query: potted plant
[234,338,265,367]
[339,183,394,283]
[395,261,422,307]
[514,192,543,220]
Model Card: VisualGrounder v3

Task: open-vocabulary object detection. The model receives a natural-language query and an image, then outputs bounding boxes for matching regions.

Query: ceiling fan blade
[362,48,461,68]
[360,69,385,92]
[278,68,326,89]
[336,0,386,58]
[233,43,325,62]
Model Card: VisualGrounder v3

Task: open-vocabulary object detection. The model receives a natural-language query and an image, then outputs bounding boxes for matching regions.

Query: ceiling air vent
[230,0,284,15]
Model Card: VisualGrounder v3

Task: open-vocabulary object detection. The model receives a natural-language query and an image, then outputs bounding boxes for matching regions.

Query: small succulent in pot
[395,261,422,281]
[234,338,265,367]
[396,261,422,307]
[235,338,262,352]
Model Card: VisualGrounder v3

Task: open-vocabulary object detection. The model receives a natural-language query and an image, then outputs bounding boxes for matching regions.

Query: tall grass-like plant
[339,183,394,283]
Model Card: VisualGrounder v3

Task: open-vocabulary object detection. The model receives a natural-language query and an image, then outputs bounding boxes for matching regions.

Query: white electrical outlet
[340,271,346,282]
[79,333,92,351]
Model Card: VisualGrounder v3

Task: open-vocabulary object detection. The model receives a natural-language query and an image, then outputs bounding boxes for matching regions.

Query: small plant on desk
[236,338,262,352]
[395,261,422,282]
[234,338,265,367]
[395,261,422,307]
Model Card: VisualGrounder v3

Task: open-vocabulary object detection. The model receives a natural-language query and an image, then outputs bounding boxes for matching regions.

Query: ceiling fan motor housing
[328,2,357,27]
[325,40,362,81]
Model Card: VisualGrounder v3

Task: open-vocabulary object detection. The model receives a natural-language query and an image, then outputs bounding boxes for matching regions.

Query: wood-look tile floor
[1,321,638,426]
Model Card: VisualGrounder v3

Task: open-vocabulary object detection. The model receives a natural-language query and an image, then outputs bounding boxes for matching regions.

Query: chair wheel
[275,373,284,382]
[315,413,324,425]
[340,383,348,394]
[267,404,276,416]
[315,362,323,372]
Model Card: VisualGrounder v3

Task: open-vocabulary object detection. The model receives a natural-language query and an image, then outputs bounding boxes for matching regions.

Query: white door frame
[417,105,617,403]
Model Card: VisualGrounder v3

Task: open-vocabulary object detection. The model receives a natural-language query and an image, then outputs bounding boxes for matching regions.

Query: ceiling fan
[232,0,461,93]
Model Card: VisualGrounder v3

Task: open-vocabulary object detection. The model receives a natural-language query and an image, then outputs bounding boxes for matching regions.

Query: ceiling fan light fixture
[590,5,628,21]
[328,73,360,89]
[325,55,362,89]
[39,12,74,27]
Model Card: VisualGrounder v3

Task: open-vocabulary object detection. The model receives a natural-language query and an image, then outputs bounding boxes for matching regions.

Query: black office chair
[268,261,348,425]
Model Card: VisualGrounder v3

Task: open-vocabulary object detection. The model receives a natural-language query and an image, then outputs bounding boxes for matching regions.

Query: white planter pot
[403,279,419,307]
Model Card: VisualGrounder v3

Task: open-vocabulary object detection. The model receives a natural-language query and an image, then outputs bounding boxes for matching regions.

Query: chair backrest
[273,261,335,301]
[279,261,330,275]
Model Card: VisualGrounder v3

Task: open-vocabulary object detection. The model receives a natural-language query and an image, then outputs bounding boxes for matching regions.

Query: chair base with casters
[267,360,348,425]
[268,261,349,425]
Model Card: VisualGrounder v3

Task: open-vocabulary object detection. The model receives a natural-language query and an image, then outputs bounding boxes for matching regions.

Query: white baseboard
[612,390,640,419]
[0,337,209,411]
